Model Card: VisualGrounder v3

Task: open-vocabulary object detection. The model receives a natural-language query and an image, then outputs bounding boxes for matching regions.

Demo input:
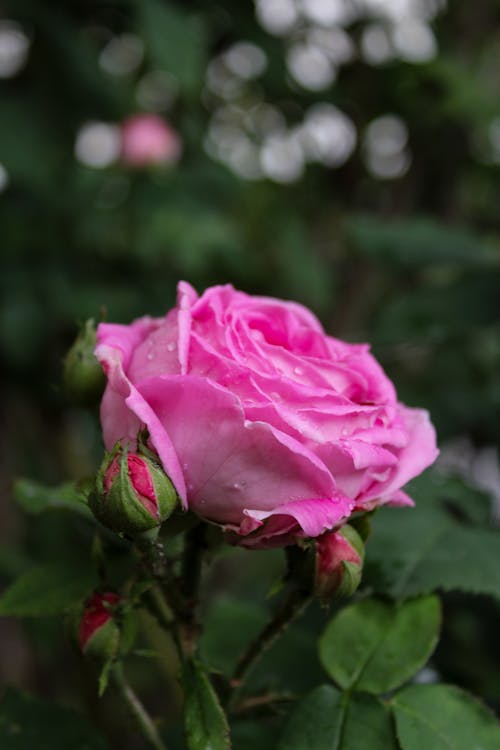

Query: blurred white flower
[0,20,30,78]
[74,122,121,168]
[287,43,337,90]
[99,33,143,76]
[301,103,357,166]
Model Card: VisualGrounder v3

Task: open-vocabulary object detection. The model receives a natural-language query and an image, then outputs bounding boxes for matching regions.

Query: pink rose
[95,282,438,548]
[120,114,182,167]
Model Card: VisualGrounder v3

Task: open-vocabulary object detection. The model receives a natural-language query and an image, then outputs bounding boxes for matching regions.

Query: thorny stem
[228,586,312,707]
[230,691,296,717]
[113,663,168,750]
[137,524,207,662]
[177,523,207,659]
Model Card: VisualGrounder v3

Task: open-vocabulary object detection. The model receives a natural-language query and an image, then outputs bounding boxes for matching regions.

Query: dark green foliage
[0,689,108,749]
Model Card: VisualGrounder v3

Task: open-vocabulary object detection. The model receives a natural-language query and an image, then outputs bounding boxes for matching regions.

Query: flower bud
[90,444,178,535]
[63,319,105,406]
[314,525,364,602]
[79,592,120,658]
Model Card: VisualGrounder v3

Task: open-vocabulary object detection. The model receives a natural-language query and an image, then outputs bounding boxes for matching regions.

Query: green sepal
[337,560,363,598]
[83,616,120,662]
[338,524,365,561]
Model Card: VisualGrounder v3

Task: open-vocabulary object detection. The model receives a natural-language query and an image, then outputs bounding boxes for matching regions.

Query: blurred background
[1,0,500,746]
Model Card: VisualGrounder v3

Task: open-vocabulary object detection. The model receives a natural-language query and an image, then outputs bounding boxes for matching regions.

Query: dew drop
[167,341,176,352]
[147,351,154,361]
[341,427,349,436]
[294,366,303,376]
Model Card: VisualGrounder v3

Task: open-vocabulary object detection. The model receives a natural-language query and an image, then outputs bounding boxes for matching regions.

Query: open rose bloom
[96,282,438,548]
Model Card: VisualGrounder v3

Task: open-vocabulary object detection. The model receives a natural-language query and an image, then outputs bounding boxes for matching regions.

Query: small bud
[64,319,105,406]
[90,444,178,535]
[79,592,120,658]
[314,525,364,603]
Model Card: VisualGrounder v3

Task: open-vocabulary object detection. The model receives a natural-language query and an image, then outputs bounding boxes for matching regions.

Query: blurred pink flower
[120,114,182,167]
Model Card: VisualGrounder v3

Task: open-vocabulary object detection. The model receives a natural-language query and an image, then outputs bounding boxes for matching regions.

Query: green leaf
[344,215,494,268]
[0,688,108,749]
[183,659,231,750]
[278,685,397,750]
[364,482,500,600]
[138,0,205,96]
[0,564,97,617]
[14,479,92,518]
[318,596,441,694]
[392,684,500,750]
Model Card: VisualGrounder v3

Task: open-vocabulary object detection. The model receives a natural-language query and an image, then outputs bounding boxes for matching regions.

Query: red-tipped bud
[90,443,178,535]
[79,592,120,656]
[314,525,364,602]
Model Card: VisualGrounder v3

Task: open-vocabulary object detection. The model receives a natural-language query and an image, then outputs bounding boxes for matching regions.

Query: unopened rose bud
[120,114,182,168]
[90,444,178,535]
[79,592,120,658]
[314,525,364,602]
[64,319,105,406]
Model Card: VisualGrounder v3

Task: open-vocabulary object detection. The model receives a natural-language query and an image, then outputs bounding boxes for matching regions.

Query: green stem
[228,587,312,706]
[177,523,206,659]
[180,522,206,602]
[113,663,168,750]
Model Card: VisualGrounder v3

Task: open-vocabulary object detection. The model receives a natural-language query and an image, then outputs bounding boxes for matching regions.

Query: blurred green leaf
[0,688,108,749]
[392,684,500,750]
[345,215,495,268]
[0,99,59,193]
[183,659,231,750]
[278,685,397,750]
[138,0,206,96]
[201,596,268,674]
[14,479,92,517]
[0,564,97,617]
[318,596,440,694]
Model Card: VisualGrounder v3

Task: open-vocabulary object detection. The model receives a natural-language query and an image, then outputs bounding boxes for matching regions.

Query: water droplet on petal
[294,366,304,376]
[167,341,176,352]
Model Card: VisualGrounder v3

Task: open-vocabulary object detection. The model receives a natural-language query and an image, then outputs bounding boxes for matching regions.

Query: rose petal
[136,375,340,524]
[361,406,439,502]
[95,336,187,505]
[241,494,354,539]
